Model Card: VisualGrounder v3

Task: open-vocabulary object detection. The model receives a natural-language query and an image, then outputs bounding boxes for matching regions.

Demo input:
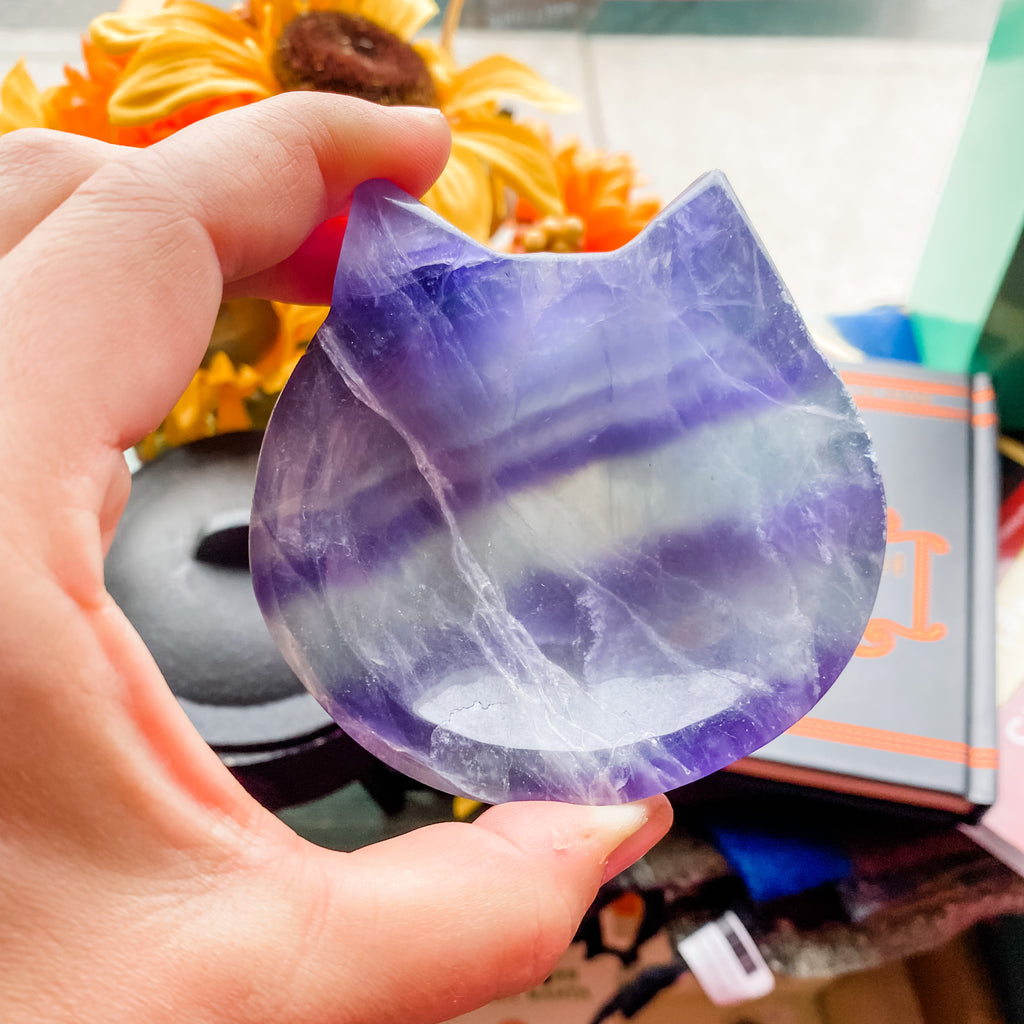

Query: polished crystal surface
[250,173,886,804]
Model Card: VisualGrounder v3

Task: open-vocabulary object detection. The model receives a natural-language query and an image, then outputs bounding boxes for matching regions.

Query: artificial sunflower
[514,135,662,254]
[1,1,656,458]
[89,0,577,239]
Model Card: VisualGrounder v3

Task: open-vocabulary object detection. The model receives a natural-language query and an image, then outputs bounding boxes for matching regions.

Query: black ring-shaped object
[105,432,365,810]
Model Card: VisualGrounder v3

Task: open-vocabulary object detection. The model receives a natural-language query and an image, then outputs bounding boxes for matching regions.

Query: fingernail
[394,105,449,129]
[596,797,672,884]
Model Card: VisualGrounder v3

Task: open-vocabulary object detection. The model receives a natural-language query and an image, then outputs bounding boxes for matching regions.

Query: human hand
[0,93,672,1023]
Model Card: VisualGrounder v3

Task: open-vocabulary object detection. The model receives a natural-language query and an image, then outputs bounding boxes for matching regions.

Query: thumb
[255,797,673,1024]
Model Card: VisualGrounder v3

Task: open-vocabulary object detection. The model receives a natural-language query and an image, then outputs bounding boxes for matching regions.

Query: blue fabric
[830,305,921,362]
[707,820,852,903]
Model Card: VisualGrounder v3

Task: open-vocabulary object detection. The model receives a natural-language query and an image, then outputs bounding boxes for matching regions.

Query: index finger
[0,92,450,458]
[0,93,449,599]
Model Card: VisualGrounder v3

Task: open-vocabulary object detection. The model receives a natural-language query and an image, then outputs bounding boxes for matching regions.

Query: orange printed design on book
[786,716,998,767]
[972,383,997,428]
[840,370,971,421]
[855,508,949,658]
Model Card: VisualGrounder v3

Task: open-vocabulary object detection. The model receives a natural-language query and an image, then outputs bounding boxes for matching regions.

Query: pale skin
[0,93,672,1023]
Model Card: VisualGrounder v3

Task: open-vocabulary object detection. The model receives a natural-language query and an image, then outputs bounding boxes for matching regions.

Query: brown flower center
[274,10,438,108]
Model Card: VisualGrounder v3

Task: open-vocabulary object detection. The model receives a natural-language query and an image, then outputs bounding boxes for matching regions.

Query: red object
[1000,476,1024,569]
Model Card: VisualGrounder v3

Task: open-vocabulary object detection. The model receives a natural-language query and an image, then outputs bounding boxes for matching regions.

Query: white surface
[0,28,82,87]
[588,35,986,316]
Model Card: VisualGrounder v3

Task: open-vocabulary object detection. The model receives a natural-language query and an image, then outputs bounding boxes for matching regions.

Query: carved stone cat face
[250,174,886,805]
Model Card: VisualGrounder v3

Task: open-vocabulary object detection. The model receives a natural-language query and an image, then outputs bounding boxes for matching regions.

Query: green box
[911,0,1024,429]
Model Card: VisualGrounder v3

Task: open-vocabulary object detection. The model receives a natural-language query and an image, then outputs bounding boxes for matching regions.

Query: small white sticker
[675,910,775,1006]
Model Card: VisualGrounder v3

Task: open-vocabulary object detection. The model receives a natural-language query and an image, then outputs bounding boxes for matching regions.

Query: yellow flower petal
[106,30,275,124]
[414,39,456,93]
[453,117,564,221]
[163,374,209,442]
[135,433,163,462]
[489,167,509,222]
[205,350,259,388]
[422,139,493,241]
[260,350,306,394]
[0,59,47,134]
[444,54,576,115]
[91,1,257,54]
[90,13,158,53]
[249,0,300,32]
[452,798,482,819]
[215,392,255,432]
[194,351,261,432]
[272,301,328,350]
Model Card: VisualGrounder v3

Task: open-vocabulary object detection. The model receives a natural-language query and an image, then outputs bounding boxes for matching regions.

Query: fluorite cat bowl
[250,172,886,805]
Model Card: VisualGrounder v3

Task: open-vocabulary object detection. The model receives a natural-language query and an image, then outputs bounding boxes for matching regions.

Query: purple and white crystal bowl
[250,173,887,805]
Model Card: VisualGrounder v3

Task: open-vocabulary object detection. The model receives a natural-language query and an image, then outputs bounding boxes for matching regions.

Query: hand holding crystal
[0,94,672,1024]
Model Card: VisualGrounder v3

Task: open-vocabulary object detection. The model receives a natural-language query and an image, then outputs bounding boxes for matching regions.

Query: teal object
[973,230,1024,431]
[910,0,1024,427]
[586,0,990,39]
[439,0,996,38]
